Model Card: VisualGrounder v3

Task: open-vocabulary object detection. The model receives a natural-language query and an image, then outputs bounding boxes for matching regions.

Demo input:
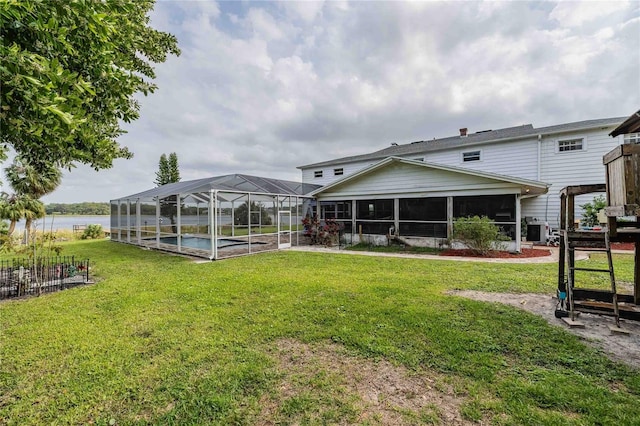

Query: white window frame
[557,138,585,153]
[333,168,344,176]
[461,150,482,162]
[314,170,323,178]
[623,133,640,144]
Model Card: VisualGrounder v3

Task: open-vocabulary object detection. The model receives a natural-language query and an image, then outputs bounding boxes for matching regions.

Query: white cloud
[38,0,640,203]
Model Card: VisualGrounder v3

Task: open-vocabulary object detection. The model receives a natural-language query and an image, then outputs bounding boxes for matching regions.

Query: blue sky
[35,0,640,203]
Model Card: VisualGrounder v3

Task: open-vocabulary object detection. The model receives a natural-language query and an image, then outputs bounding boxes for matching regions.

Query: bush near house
[453,215,509,255]
[581,195,607,227]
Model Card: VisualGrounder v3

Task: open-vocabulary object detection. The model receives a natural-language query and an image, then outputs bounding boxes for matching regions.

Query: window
[624,133,640,144]
[314,170,323,178]
[558,138,583,152]
[333,168,344,176]
[320,201,351,219]
[462,150,481,162]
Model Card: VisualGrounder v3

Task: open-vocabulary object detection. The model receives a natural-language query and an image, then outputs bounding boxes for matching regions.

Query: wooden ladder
[564,230,620,326]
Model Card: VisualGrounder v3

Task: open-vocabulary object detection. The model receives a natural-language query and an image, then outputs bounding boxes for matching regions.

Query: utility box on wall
[603,144,640,217]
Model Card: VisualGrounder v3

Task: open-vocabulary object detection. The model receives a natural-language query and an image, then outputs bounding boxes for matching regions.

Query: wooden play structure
[557,140,640,325]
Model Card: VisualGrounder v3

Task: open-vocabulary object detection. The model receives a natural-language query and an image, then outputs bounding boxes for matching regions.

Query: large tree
[155,152,181,232]
[154,152,181,186]
[0,1,180,172]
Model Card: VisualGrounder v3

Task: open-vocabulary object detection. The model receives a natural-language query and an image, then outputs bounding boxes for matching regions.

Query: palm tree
[0,193,43,236]
[4,157,61,241]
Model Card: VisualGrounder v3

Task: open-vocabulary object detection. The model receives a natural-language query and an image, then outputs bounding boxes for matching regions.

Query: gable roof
[299,116,626,169]
[114,174,321,201]
[309,157,549,197]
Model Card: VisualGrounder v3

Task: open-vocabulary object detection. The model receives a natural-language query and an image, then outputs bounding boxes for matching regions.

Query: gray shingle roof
[113,174,321,201]
[298,116,626,169]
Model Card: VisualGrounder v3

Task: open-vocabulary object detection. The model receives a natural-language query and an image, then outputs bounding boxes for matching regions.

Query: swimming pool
[157,236,264,250]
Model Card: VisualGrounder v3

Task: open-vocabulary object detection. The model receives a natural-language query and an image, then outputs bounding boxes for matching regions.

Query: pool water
[158,236,262,250]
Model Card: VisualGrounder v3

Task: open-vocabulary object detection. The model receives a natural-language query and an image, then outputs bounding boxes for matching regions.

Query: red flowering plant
[302,215,343,246]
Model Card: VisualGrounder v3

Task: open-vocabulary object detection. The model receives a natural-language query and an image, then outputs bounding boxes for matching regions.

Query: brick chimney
[459,128,468,137]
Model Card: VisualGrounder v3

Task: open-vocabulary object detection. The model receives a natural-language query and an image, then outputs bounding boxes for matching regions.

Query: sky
[33,0,640,203]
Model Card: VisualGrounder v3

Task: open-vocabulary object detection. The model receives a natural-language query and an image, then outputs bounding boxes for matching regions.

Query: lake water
[18,215,112,232]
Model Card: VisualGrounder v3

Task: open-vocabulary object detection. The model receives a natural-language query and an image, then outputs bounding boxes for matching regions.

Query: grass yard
[1,240,639,425]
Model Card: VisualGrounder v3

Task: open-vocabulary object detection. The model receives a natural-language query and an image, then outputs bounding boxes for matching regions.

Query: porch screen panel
[110,201,120,241]
[129,201,137,240]
[139,198,156,241]
[320,201,352,233]
[119,202,128,241]
[453,195,516,240]
[356,199,393,235]
[398,197,447,237]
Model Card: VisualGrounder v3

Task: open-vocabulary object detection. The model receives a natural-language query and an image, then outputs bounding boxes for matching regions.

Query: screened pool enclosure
[110,175,319,259]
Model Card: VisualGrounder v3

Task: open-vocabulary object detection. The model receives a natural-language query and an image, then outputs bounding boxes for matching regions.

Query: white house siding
[316,162,522,201]
[523,129,623,227]
[421,137,540,181]
[302,161,374,187]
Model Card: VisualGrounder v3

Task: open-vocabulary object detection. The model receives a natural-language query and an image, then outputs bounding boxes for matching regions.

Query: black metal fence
[0,256,91,300]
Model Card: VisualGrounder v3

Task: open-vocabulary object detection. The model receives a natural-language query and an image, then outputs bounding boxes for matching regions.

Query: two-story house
[298,116,639,250]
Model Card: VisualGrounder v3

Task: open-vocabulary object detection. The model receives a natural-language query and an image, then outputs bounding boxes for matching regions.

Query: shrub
[302,215,342,246]
[452,216,509,255]
[580,195,606,227]
[81,224,104,240]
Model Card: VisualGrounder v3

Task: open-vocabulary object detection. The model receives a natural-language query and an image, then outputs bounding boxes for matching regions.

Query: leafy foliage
[302,215,342,246]
[234,202,273,226]
[81,224,104,240]
[580,195,606,227]
[2,156,61,241]
[453,216,509,255]
[0,1,180,171]
[45,203,110,215]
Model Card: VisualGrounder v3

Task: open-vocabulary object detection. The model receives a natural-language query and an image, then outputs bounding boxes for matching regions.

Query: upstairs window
[462,150,481,162]
[558,138,583,152]
[314,170,323,178]
[624,133,640,144]
[333,168,344,176]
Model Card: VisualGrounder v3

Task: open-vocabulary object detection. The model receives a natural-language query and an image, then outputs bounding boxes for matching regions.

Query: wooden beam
[559,184,607,197]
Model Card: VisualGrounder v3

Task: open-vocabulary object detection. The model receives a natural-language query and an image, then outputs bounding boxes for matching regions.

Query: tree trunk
[7,220,16,236]
[23,218,33,244]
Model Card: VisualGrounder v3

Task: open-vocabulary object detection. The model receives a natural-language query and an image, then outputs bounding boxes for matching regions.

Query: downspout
[537,134,542,181]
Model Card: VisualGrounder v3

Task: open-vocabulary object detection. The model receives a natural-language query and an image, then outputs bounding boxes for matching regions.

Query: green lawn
[1,240,638,425]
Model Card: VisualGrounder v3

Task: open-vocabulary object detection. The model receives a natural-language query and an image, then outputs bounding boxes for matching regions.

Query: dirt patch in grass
[260,339,476,425]
[440,248,551,258]
[452,290,640,370]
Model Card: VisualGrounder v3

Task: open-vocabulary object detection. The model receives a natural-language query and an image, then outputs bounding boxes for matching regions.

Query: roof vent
[390,142,398,146]
[459,128,468,137]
